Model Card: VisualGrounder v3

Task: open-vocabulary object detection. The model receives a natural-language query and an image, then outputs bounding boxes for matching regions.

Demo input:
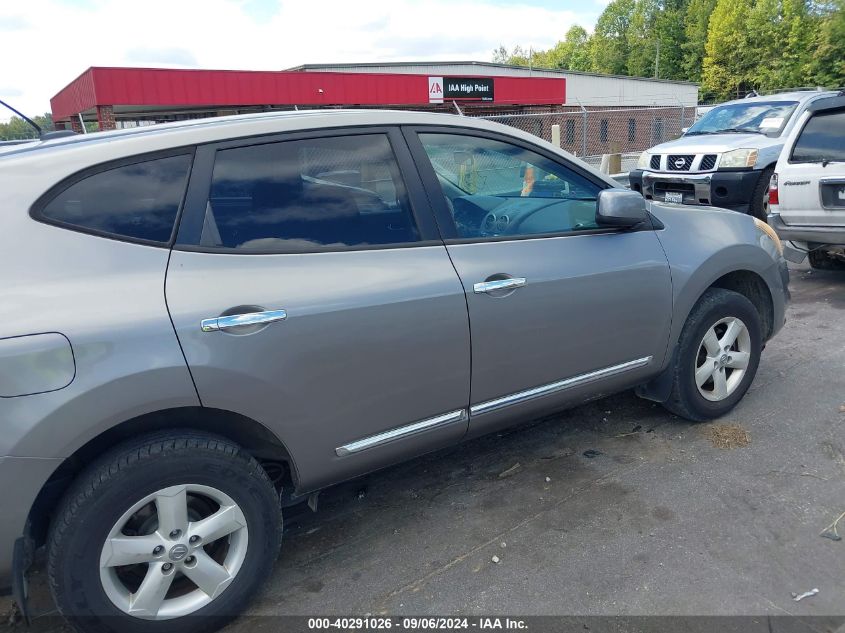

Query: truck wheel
[749,167,774,221]
[47,430,282,633]
[808,249,845,271]
[662,288,762,422]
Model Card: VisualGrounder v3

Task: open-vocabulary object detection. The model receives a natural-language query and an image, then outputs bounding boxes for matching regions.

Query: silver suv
[0,110,789,633]
[629,90,839,220]
[768,94,845,269]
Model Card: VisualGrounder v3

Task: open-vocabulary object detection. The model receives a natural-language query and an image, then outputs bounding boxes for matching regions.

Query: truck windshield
[685,101,798,136]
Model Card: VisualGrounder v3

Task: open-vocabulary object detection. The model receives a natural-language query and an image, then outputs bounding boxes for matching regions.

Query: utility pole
[654,39,660,79]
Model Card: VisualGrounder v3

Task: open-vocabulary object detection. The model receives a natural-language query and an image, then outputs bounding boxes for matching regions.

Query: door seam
[163,247,204,406]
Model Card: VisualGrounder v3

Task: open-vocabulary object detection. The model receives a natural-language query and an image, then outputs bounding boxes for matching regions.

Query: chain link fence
[473,106,697,170]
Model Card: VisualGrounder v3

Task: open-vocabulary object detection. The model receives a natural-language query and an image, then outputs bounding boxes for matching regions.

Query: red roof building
[51,66,568,131]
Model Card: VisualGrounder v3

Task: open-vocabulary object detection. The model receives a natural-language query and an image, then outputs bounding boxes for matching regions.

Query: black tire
[662,288,763,422]
[749,166,774,221]
[808,249,845,270]
[47,430,282,633]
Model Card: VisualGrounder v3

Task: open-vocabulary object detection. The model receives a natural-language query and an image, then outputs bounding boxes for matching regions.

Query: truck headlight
[637,152,652,169]
[754,217,783,256]
[720,148,758,169]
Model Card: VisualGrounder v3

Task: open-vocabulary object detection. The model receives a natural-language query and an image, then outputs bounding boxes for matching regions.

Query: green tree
[809,0,845,86]
[492,45,510,64]
[746,0,814,90]
[557,25,593,71]
[591,0,637,74]
[0,112,53,140]
[626,0,660,77]
[653,0,690,79]
[682,0,718,81]
[701,0,754,99]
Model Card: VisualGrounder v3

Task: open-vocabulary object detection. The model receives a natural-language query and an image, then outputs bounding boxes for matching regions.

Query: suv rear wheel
[47,430,282,633]
[663,288,763,421]
[808,248,845,271]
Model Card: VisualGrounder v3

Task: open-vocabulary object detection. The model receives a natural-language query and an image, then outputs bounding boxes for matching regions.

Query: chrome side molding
[470,356,653,416]
[335,357,651,456]
[336,409,467,457]
[201,309,287,332]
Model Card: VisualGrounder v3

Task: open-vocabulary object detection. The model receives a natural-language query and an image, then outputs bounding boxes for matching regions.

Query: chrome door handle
[473,278,527,294]
[201,309,287,332]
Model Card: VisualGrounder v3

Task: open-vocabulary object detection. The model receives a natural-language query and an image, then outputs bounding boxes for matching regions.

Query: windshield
[685,101,798,136]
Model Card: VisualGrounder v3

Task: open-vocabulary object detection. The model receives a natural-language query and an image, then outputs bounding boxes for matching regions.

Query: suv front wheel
[47,430,282,633]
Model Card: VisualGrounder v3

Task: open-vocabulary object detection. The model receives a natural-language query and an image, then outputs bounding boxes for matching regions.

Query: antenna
[0,98,42,136]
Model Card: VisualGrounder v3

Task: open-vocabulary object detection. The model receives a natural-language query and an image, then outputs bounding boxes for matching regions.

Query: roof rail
[39,130,78,141]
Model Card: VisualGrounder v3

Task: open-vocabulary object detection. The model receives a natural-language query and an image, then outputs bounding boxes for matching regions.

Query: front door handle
[201,309,287,332]
[473,277,527,294]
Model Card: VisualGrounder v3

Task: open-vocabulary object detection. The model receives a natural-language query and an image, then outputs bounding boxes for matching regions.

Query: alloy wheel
[99,484,248,620]
[694,316,752,402]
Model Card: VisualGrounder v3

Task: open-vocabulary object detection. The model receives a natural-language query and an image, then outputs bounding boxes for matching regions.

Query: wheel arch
[637,265,775,404]
[707,269,774,340]
[26,407,299,548]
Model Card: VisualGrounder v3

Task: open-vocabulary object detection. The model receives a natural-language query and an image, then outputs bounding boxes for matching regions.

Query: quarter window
[39,154,191,244]
[419,133,603,240]
[791,110,845,163]
[203,134,420,251]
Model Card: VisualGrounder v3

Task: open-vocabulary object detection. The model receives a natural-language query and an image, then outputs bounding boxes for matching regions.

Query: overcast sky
[0,0,603,122]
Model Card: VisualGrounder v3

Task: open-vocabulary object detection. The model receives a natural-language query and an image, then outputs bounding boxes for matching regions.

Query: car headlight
[720,148,759,169]
[637,152,651,169]
[754,217,783,256]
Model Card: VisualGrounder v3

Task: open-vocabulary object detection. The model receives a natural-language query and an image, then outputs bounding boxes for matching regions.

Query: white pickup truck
[768,93,845,269]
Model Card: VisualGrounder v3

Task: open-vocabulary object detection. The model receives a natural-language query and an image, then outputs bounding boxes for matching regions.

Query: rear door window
[38,154,192,244]
[202,134,420,251]
[791,109,845,163]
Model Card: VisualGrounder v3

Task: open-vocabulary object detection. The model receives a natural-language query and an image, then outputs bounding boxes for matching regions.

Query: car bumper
[768,213,845,246]
[629,169,763,213]
[0,456,63,592]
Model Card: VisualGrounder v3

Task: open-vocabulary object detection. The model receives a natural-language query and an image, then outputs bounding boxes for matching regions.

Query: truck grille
[667,155,694,171]
[650,155,661,170]
[700,154,717,170]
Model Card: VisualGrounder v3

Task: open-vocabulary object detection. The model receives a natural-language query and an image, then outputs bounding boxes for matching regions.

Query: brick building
[50,62,698,137]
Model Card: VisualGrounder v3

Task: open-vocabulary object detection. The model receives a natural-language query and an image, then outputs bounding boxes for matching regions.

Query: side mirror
[596,188,649,228]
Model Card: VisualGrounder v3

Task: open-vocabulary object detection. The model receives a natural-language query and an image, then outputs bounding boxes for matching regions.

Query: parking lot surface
[5,262,844,630]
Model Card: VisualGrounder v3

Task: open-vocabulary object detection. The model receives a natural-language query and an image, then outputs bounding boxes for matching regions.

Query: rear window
[791,110,845,163]
[38,154,192,244]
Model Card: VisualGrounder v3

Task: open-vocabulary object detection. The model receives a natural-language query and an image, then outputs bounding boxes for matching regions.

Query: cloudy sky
[0,0,603,122]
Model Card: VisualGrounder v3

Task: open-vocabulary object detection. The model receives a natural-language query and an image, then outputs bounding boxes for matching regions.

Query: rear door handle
[473,278,527,294]
[201,309,287,332]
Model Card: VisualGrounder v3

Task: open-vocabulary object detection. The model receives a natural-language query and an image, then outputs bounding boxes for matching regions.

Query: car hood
[647,198,763,242]
[647,200,769,259]
[649,133,778,154]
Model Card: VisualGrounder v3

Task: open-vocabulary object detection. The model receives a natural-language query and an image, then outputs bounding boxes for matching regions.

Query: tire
[662,288,763,422]
[749,166,774,221]
[808,249,845,271]
[47,430,282,633]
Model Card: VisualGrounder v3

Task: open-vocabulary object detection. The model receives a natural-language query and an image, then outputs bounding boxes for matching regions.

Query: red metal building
[51,67,567,131]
